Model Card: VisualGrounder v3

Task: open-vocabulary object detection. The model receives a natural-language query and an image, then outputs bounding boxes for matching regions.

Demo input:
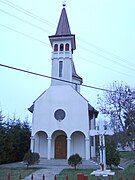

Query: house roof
[55,7,71,36]
[88,103,99,119]
[72,61,83,83]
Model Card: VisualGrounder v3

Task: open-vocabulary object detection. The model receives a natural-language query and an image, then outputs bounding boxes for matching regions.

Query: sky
[0,0,135,122]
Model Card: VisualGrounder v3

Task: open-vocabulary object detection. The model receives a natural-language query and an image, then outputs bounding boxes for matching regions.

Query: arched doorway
[55,135,67,159]
[34,131,48,158]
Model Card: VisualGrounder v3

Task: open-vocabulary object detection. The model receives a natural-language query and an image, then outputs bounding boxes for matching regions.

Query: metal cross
[62,0,66,7]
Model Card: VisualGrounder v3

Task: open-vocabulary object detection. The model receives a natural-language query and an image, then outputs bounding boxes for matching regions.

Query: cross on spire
[62,0,66,7]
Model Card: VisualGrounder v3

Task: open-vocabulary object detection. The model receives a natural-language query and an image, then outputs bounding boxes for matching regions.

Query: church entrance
[55,135,67,159]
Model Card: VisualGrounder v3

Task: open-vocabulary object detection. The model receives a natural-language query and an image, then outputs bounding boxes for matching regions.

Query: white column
[30,136,35,152]
[93,136,96,157]
[47,137,52,160]
[67,137,71,159]
[85,137,90,160]
[102,135,106,170]
[99,135,103,163]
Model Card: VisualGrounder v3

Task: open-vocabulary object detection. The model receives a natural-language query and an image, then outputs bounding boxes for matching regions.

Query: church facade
[29,5,98,160]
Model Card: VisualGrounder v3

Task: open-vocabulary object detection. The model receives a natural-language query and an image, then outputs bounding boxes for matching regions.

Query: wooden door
[55,135,67,159]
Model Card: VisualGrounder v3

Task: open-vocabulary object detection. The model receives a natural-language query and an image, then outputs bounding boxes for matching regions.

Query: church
[28,4,98,160]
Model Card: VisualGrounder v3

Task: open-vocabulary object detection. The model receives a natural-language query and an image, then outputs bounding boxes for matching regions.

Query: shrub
[68,153,82,169]
[23,150,40,168]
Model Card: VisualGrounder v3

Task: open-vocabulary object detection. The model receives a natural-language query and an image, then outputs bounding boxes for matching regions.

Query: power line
[0,24,49,46]
[75,55,135,78]
[1,0,134,69]
[1,23,135,79]
[0,9,53,34]
[78,37,135,67]
[1,7,134,73]
[0,0,55,27]
[0,63,119,93]
[78,45,135,72]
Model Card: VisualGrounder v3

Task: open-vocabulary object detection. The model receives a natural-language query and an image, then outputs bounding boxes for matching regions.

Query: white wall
[31,85,89,138]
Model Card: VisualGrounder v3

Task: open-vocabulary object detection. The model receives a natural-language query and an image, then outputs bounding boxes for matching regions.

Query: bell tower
[49,5,82,91]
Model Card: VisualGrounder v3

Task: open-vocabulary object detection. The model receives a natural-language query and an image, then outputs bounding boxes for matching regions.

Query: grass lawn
[119,151,135,160]
[57,164,135,180]
[0,167,40,180]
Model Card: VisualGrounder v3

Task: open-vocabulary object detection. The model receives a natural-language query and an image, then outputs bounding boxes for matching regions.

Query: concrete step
[38,158,99,169]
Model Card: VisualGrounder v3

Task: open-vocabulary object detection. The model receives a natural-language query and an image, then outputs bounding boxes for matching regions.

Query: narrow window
[59,61,63,77]
[60,44,64,51]
[65,43,69,51]
[54,44,58,51]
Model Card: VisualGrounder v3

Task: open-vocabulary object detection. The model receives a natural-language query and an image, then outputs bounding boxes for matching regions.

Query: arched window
[54,44,58,51]
[60,44,64,51]
[65,43,69,51]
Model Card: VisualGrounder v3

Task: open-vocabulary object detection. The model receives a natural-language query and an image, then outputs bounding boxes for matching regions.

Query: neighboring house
[117,142,135,151]
[28,5,98,160]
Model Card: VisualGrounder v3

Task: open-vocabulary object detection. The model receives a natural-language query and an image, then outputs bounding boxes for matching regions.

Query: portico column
[47,137,52,160]
[93,135,96,157]
[30,136,35,152]
[99,135,103,163]
[67,137,71,159]
[85,137,90,160]
[102,135,106,170]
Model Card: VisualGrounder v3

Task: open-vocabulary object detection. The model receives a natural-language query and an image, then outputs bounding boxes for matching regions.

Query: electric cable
[0,63,119,93]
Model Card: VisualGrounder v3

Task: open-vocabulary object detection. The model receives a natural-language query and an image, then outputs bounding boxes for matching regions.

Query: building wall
[31,85,89,138]
[31,85,91,159]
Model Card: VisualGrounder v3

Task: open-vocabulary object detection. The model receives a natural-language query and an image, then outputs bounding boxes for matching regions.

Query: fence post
[19,175,22,180]
[84,175,88,180]
[31,174,34,180]
[77,173,84,180]
[132,176,135,180]
[120,176,123,180]
[66,175,68,180]
[42,174,45,180]
[96,177,98,180]
[108,176,110,180]
[8,173,10,180]
[54,175,57,180]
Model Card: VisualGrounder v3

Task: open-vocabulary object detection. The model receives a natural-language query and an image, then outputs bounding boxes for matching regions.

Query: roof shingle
[55,7,71,36]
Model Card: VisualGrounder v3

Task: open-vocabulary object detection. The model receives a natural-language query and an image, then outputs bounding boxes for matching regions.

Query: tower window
[65,43,69,51]
[54,44,58,51]
[59,61,63,77]
[60,44,64,51]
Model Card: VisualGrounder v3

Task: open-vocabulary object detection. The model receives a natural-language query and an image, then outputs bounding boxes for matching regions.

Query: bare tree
[97,81,135,151]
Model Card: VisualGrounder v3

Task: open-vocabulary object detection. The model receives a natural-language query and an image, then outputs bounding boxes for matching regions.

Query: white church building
[28,4,98,160]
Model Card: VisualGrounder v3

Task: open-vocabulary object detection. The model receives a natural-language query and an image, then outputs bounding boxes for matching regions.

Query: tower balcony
[52,51,72,59]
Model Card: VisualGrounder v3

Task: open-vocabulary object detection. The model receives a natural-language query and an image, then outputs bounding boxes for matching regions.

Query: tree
[106,139,120,170]
[23,150,40,168]
[97,81,135,151]
[0,111,31,164]
[0,110,6,164]
[68,153,82,169]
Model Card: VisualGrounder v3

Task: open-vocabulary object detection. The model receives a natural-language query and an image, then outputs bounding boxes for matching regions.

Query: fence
[7,173,135,180]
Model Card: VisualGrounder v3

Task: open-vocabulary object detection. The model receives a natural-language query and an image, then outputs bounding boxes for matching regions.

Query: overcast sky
[0,0,135,121]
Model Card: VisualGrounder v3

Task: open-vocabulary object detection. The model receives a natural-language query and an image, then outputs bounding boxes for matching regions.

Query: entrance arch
[55,134,67,159]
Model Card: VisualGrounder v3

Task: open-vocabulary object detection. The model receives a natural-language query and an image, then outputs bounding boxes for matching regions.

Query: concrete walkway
[24,166,67,180]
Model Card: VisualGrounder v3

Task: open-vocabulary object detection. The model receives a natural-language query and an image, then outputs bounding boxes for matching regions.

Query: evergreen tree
[106,139,120,169]
[0,111,31,164]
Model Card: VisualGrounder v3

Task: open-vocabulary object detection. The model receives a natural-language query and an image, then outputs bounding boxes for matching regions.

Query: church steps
[38,158,99,169]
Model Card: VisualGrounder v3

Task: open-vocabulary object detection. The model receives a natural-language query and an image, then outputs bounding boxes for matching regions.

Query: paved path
[24,166,67,180]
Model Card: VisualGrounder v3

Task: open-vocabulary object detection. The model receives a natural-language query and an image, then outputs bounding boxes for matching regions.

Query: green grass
[0,167,40,180]
[119,151,135,160]
[56,165,135,180]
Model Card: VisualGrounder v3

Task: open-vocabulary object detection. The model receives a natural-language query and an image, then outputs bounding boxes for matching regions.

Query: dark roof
[28,104,34,113]
[55,7,71,36]
[88,103,99,119]
[72,61,83,83]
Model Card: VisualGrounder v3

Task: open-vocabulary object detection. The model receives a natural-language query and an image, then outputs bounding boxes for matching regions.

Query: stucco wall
[32,85,89,138]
